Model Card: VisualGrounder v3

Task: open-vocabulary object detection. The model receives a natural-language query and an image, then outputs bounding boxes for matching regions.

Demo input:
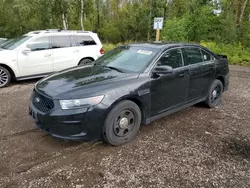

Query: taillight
[100,47,104,54]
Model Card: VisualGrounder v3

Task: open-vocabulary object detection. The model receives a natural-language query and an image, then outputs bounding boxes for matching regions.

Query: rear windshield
[95,45,158,73]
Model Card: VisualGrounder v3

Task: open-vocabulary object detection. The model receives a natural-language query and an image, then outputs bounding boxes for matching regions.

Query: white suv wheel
[0,66,11,88]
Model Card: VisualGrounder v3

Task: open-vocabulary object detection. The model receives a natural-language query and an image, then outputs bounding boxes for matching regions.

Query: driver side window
[27,37,50,52]
[157,48,183,69]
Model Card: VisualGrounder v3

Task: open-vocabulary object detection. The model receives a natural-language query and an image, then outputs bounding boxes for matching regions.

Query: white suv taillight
[100,47,104,55]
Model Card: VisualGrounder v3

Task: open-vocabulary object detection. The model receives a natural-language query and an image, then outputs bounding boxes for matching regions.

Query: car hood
[36,65,140,99]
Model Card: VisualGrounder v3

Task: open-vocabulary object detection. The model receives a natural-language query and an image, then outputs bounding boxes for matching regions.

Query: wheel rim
[113,109,136,137]
[0,68,8,86]
[80,60,92,65]
[211,85,222,103]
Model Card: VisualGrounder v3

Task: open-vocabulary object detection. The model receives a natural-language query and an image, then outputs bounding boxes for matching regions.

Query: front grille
[32,91,54,113]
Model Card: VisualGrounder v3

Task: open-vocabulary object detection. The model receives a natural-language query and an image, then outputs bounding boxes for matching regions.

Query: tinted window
[75,35,96,46]
[52,36,71,48]
[183,48,203,65]
[157,48,183,69]
[201,50,212,61]
[27,37,50,51]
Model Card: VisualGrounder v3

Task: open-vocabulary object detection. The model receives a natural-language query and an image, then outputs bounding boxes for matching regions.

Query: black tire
[78,58,93,66]
[0,66,11,88]
[205,79,223,108]
[103,100,142,146]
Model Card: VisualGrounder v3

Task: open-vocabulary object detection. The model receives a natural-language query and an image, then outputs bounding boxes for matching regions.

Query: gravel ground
[0,66,250,188]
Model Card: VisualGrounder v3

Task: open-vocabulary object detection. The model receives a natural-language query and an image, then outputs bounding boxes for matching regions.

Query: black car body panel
[29,42,229,140]
[36,65,140,99]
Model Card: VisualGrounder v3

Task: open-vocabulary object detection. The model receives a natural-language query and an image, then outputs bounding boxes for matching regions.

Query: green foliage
[0,0,250,66]
[161,17,188,42]
[103,43,118,53]
[99,22,121,43]
[201,41,250,66]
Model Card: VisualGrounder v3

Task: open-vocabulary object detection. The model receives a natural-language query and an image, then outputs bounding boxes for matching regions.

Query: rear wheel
[78,58,93,66]
[205,79,223,108]
[103,100,141,146]
[0,66,11,88]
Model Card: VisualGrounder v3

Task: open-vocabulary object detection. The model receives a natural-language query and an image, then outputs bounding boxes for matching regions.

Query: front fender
[0,62,19,78]
[101,79,151,124]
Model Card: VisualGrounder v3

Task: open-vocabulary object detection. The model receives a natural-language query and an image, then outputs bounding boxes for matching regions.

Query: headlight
[59,95,104,110]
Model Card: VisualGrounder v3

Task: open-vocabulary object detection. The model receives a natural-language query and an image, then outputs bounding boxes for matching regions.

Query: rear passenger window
[75,35,96,46]
[27,37,50,51]
[201,50,212,61]
[157,48,183,69]
[183,48,203,65]
[52,36,71,49]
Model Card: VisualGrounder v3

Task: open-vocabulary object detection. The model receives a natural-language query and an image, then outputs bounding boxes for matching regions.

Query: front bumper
[29,98,108,141]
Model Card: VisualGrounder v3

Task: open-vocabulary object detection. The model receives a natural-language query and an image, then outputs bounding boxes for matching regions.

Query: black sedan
[29,42,229,146]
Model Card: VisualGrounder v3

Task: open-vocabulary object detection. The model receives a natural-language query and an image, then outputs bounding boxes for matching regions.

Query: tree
[0,0,249,47]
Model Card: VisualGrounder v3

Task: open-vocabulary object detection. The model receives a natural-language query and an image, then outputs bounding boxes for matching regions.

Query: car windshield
[0,39,6,45]
[95,46,158,73]
[1,36,31,50]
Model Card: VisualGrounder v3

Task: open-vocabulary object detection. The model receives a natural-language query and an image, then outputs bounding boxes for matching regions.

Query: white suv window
[27,37,50,52]
[52,36,71,49]
[75,35,96,46]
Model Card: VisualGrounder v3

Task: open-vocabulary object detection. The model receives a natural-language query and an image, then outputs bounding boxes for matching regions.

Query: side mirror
[152,65,173,75]
[22,47,31,54]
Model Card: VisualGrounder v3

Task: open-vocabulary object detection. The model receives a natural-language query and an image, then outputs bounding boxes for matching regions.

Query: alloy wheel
[0,68,8,87]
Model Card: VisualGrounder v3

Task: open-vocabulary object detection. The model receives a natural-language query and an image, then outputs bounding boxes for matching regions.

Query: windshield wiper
[101,65,124,73]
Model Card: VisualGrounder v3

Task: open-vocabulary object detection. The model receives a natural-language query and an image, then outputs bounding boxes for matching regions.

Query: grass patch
[103,43,118,53]
[201,41,250,66]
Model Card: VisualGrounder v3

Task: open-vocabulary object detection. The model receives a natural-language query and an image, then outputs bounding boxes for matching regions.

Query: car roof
[25,30,96,37]
[129,42,203,50]
[26,33,94,37]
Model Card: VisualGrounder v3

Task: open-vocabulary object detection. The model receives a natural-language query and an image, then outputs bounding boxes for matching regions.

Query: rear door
[199,49,216,96]
[182,47,215,101]
[51,35,77,71]
[75,34,102,60]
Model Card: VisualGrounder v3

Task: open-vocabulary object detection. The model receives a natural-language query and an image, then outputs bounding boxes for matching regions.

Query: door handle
[179,72,185,77]
[74,49,80,53]
[44,53,52,57]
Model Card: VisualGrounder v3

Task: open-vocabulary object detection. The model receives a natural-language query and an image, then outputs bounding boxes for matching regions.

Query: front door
[150,48,189,117]
[18,36,53,77]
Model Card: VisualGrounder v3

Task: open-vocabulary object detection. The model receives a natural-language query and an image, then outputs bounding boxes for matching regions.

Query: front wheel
[205,79,223,108]
[0,66,11,88]
[103,100,141,146]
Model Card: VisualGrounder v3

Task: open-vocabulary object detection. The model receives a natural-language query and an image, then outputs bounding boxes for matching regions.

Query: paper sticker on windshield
[137,50,153,55]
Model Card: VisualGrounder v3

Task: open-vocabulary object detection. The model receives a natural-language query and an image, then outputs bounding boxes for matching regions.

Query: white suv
[0,30,104,87]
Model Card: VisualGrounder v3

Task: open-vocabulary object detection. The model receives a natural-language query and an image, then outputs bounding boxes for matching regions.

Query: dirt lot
[0,67,250,188]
